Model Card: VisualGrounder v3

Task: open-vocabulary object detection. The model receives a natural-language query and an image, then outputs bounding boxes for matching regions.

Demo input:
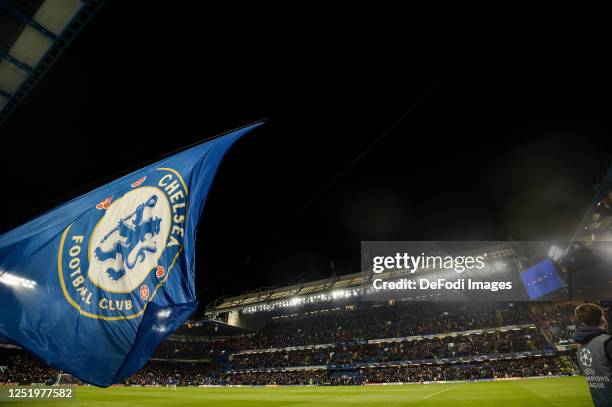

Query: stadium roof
[0,0,105,125]
[205,242,520,315]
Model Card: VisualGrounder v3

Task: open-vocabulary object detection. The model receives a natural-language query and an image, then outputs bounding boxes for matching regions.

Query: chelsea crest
[57,168,188,320]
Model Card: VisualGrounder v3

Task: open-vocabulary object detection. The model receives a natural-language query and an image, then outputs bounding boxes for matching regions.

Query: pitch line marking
[422,384,463,399]
[446,396,524,399]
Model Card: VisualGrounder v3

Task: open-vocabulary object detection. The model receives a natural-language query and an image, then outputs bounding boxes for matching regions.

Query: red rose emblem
[96,196,113,210]
[131,176,146,188]
[139,285,150,301]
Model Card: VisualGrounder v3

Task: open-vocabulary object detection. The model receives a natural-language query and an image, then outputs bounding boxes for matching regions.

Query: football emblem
[579,348,593,367]
[88,188,171,293]
[57,168,188,320]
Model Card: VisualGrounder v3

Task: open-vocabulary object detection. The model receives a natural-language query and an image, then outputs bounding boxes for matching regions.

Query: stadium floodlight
[0,270,37,289]
[493,261,506,271]
[157,308,172,319]
[331,289,345,299]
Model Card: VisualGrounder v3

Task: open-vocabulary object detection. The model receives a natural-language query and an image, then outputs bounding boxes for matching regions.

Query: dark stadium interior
[1,0,612,395]
[1,2,612,313]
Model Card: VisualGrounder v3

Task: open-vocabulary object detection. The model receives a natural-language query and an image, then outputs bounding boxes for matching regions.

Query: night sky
[1,2,611,315]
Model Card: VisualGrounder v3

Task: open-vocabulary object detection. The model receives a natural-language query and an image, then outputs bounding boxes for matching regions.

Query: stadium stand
[228,327,549,369]
[0,346,58,385]
[1,243,598,387]
[0,299,584,386]
[228,301,534,348]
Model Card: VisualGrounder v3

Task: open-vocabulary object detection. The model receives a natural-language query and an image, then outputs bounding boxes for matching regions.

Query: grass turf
[0,376,593,406]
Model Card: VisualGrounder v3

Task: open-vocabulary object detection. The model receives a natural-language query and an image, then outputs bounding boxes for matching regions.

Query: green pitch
[1,377,593,406]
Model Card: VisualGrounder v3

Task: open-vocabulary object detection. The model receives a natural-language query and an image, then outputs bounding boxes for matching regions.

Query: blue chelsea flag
[0,122,263,386]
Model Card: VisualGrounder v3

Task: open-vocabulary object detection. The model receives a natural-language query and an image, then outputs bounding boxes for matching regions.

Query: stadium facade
[204,242,525,331]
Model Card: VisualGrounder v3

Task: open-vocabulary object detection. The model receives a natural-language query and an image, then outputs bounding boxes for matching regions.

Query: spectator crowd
[121,356,575,386]
[229,328,550,369]
[0,300,585,386]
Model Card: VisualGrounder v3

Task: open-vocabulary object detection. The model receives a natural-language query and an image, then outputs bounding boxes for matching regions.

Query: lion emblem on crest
[94,195,163,281]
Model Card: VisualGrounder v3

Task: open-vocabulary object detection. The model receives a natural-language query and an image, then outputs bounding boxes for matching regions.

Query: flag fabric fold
[0,122,262,386]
